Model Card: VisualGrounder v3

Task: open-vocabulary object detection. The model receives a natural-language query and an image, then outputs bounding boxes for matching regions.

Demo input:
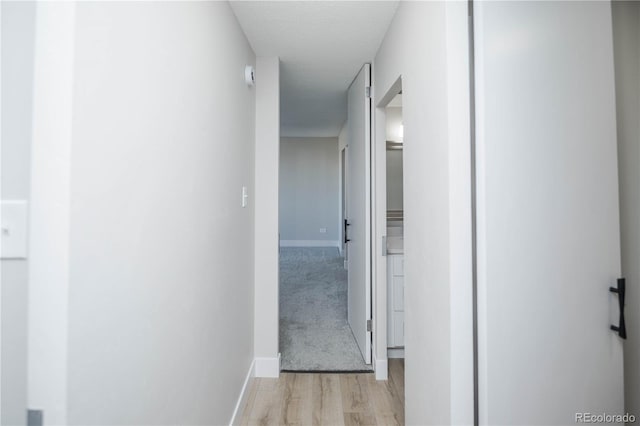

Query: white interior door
[475,2,624,424]
[346,64,372,364]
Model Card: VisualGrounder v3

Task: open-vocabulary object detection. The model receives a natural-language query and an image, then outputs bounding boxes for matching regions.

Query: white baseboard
[229,359,255,426]
[280,240,340,248]
[254,354,280,378]
[374,354,388,380]
[387,348,405,359]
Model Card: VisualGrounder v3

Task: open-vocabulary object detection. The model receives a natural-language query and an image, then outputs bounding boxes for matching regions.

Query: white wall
[339,122,348,152]
[29,3,258,424]
[373,2,473,424]
[253,56,280,378]
[1,2,36,424]
[279,137,339,243]
[612,0,640,415]
[386,150,403,212]
[385,106,403,143]
[385,107,404,212]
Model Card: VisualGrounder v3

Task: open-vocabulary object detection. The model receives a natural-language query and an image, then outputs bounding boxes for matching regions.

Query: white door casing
[341,147,348,260]
[346,64,372,365]
[474,2,624,424]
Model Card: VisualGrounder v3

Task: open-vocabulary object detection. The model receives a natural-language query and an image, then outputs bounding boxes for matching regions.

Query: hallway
[239,360,404,425]
[2,1,638,425]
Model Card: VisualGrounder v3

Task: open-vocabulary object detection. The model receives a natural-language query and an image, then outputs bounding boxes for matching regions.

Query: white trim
[254,354,280,378]
[446,3,475,425]
[364,63,373,365]
[372,76,403,381]
[474,3,489,425]
[374,353,388,381]
[28,4,76,423]
[228,359,255,426]
[387,348,405,359]
[254,57,280,377]
[279,240,340,248]
[0,3,3,419]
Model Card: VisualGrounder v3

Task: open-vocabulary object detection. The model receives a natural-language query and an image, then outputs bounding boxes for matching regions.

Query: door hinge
[366,319,372,332]
[366,86,372,98]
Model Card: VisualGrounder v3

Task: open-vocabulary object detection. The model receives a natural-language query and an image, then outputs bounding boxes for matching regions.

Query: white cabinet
[387,254,404,348]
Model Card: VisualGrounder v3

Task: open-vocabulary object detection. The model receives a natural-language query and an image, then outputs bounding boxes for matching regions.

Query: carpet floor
[279,247,372,372]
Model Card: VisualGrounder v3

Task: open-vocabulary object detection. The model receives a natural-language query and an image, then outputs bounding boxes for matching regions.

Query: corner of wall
[374,353,388,381]
[253,56,281,368]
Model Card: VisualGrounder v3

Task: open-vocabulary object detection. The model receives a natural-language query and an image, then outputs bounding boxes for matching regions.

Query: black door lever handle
[610,278,627,339]
[344,219,351,243]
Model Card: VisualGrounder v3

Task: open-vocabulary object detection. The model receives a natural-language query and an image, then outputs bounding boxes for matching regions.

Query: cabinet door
[387,256,395,347]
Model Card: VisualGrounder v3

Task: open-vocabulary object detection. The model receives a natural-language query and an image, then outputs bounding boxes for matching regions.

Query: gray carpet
[279,247,373,372]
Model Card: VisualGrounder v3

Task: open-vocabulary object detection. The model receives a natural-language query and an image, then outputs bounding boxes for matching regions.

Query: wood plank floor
[239,359,404,426]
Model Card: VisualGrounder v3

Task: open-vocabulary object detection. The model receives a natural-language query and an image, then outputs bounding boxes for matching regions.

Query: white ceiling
[230,1,399,137]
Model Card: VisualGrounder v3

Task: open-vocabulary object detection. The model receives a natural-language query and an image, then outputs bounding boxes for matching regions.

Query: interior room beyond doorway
[278,136,371,372]
[384,92,405,359]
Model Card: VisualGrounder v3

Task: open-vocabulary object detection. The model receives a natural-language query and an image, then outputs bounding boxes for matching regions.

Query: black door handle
[344,219,351,244]
[610,278,627,339]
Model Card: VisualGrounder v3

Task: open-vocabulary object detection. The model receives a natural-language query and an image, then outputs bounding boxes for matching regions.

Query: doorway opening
[383,91,404,360]
[278,137,371,371]
[277,65,373,372]
[372,76,405,390]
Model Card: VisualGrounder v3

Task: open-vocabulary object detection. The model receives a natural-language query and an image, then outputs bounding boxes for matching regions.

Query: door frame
[340,146,348,261]
[372,76,403,380]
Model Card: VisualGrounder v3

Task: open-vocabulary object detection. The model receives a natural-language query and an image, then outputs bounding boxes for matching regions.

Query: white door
[346,64,372,364]
[475,2,624,424]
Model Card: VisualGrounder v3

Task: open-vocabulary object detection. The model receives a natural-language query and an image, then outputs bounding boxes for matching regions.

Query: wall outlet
[319,228,327,233]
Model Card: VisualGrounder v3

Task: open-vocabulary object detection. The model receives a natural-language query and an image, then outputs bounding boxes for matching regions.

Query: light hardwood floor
[239,359,404,426]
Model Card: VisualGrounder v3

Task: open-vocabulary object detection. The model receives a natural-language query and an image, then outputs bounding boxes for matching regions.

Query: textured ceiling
[230,1,399,137]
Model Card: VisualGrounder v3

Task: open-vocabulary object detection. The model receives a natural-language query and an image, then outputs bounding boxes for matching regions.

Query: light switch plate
[242,186,248,208]
[2,200,28,259]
